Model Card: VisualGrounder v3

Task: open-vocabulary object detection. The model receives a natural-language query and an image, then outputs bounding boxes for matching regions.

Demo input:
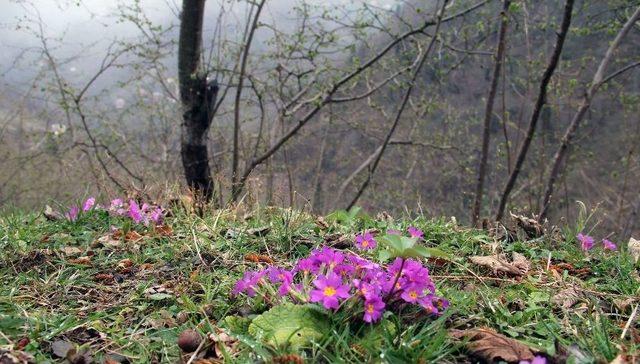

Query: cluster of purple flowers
[66,197,164,226]
[577,233,616,252]
[232,227,448,323]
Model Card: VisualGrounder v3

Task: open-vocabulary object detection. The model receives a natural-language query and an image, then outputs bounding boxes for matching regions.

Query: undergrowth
[0,204,638,363]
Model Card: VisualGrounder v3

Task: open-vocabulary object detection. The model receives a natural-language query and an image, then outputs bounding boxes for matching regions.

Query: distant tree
[178,0,218,202]
[472,0,511,226]
[495,0,575,221]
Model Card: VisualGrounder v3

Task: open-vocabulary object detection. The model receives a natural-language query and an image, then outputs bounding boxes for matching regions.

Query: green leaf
[401,246,431,258]
[222,315,252,335]
[248,304,330,349]
[423,247,451,259]
[379,235,421,258]
[378,249,392,262]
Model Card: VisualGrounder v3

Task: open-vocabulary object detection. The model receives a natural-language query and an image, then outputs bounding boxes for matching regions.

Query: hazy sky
[0,0,399,79]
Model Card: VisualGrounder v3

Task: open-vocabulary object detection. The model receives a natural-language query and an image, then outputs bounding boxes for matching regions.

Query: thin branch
[472,0,511,226]
[232,0,266,198]
[538,5,640,221]
[231,0,490,201]
[495,0,575,221]
[346,0,450,210]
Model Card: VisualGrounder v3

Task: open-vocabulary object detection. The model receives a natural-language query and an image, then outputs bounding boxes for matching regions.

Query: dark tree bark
[472,0,511,226]
[494,0,575,221]
[179,0,218,201]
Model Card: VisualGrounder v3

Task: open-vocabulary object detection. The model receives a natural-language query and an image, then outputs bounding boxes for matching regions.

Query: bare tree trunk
[538,5,640,222]
[179,0,218,202]
[472,0,511,226]
[494,0,575,221]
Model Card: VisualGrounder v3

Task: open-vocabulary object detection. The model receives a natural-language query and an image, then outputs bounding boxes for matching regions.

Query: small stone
[176,312,189,325]
[177,329,202,353]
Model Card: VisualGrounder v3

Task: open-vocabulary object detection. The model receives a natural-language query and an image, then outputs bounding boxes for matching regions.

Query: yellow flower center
[409,291,418,299]
[366,303,375,313]
[323,287,337,297]
[362,240,369,247]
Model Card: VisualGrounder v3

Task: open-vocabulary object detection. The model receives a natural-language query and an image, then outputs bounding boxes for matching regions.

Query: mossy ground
[0,206,638,363]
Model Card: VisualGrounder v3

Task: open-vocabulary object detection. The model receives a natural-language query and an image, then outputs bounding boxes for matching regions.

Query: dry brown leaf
[511,252,530,275]
[469,253,527,276]
[272,354,305,364]
[0,349,36,364]
[552,287,583,308]
[315,216,329,229]
[614,298,636,311]
[510,213,544,238]
[62,246,82,256]
[94,234,122,248]
[155,225,173,237]
[68,256,91,266]
[452,327,535,362]
[43,205,64,221]
[208,329,240,359]
[139,263,154,271]
[117,258,134,270]
[125,231,143,242]
[628,237,640,264]
[144,285,174,298]
[93,273,114,283]
[244,253,274,264]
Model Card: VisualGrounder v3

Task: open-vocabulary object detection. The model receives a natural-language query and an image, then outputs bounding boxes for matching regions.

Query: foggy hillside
[1,0,639,241]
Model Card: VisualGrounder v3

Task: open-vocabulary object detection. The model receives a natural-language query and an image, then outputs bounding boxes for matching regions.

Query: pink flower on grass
[310,273,350,310]
[149,207,164,225]
[232,270,265,297]
[353,279,378,299]
[313,247,344,269]
[577,233,594,251]
[128,200,143,224]
[267,267,294,297]
[82,197,95,212]
[602,239,617,251]
[295,257,319,274]
[408,226,423,239]
[109,198,126,216]
[400,284,424,303]
[66,206,79,221]
[354,232,377,250]
[362,295,385,323]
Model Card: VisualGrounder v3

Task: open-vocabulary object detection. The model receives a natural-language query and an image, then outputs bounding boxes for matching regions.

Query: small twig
[620,304,639,340]
[190,224,207,266]
[186,335,207,364]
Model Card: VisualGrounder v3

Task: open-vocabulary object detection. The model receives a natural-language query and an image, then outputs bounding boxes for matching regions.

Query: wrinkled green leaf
[248,304,330,349]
